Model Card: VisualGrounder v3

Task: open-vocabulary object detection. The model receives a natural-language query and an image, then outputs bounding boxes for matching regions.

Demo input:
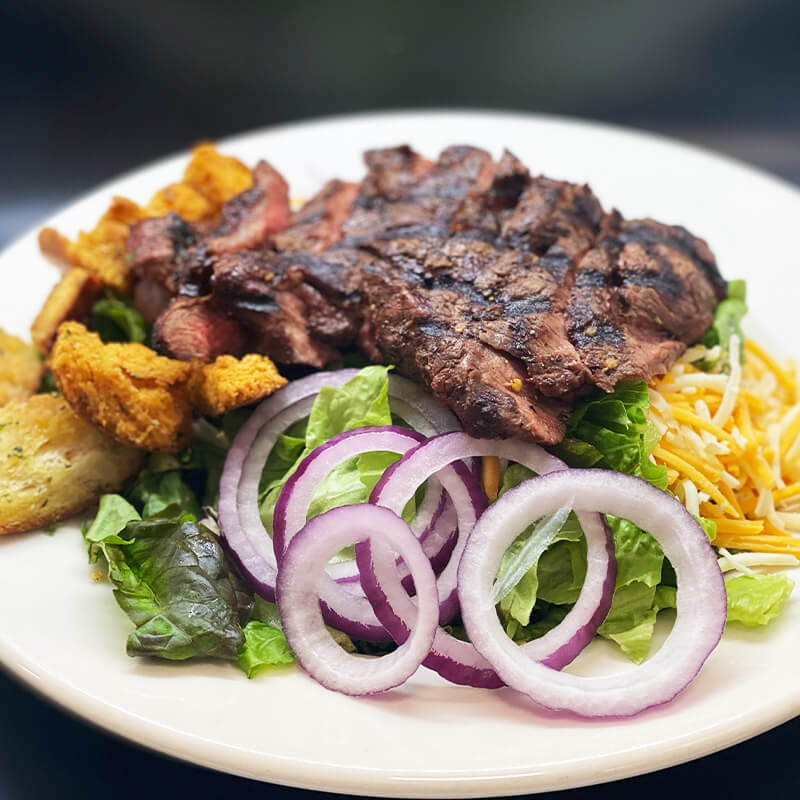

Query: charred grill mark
[423,273,490,304]
[622,251,684,298]
[417,320,452,339]
[538,251,572,279]
[617,221,726,295]
[167,213,198,250]
[567,302,625,349]
[574,268,608,288]
[502,296,552,315]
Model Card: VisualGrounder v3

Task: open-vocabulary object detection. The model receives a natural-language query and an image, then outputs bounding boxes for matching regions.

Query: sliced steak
[205,160,290,253]
[126,160,291,307]
[273,180,359,253]
[565,218,725,390]
[153,296,248,362]
[130,143,726,444]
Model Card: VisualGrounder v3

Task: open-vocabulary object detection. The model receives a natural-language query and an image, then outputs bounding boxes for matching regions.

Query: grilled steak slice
[126,160,290,304]
[127,213,199,296]
[273,180,359,252]
[153,296,248,362]
[204,160,290,253]
[565,218,726,390]
[210,249,364,368]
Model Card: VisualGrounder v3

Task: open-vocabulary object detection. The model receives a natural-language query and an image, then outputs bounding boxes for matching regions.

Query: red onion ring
[277,504,440,695]
[272,426,476,640]
[458,469,726,717]
[219,371,355,600]
[326,483,456,583]
[356,432,615,688]
[220,370,462,602]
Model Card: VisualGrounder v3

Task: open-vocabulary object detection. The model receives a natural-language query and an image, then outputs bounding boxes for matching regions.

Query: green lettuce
[597,584,676,663]
[698,280,747,367]
[554,380,668,489]
[237,622,294,678]
[87,293,149,344]
[725,573,794,626]
[90,512,253,661]
[259,365,402,532]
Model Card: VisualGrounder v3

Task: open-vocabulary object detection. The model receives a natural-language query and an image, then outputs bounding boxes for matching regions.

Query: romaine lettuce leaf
[597,583,676,663]
[237,621,294,678]
[83,494,141,549]
[598,581,676,664]
[698,280,747,367]
[555,380,668,490]
[260,366,396,532]
[725,573,794,626]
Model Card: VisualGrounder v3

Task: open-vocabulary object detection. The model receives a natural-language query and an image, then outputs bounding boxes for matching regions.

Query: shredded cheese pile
[648,336,800,557]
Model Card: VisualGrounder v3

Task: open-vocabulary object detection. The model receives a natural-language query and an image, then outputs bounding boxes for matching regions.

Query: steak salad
[1,142,797,716]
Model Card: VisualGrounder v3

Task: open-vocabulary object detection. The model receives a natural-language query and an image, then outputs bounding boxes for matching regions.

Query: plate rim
[1,108,799,797]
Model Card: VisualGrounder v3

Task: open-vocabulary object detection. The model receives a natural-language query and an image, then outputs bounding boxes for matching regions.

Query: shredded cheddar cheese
[648,336,800,556]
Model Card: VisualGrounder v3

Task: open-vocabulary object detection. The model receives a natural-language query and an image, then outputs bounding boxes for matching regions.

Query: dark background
[2,1,799,797]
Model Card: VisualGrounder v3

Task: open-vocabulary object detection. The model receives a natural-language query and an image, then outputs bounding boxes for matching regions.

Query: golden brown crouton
[37,227,72,269]
[66,196,146,292]
[50,322,193,452]
[0,329,44,406]
[190,354,287,417]
[182,143,253,207]
[30,268,105,354]
[144,183,214,223]
[0,394,143,535]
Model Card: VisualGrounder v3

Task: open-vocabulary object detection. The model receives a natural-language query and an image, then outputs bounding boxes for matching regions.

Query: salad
[0,143,797,719]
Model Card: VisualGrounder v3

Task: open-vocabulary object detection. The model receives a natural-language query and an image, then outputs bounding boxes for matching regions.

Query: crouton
[0,329,44,406]
[30,268,105,354]
[182,143,253,207]
[190,354,287,417]
[66,196,146,292]
[37,227,72,269]
[37,144,254,294]
[144,183,213,223]
[50,322,193,452]
[0,394,143,534]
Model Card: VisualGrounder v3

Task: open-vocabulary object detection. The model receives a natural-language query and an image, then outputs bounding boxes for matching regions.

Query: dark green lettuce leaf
[88,293,149,344]
[93,513,252,661]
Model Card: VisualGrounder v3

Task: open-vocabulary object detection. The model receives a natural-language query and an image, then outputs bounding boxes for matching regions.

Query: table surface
[1,126,799,799]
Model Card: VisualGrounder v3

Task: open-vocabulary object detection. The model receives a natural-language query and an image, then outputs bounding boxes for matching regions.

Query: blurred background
[3,0,800,246]
[2,1,799,797]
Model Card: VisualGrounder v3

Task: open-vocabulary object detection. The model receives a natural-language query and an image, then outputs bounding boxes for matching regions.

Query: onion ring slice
[458,469,726,717]
[277,504,439,695]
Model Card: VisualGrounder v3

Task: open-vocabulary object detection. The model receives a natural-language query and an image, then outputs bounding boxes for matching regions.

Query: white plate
[1,111,798,798]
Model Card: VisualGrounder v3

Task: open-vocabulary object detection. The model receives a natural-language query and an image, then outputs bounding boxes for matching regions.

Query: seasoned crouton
[66,197,146,292]
[30,268,105,354]
[0,329,44,406]
[144,183,213,223]
[0,394,142,535]
[182,143,253,207]
[190,354,287,417]
[50,322,193,452]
